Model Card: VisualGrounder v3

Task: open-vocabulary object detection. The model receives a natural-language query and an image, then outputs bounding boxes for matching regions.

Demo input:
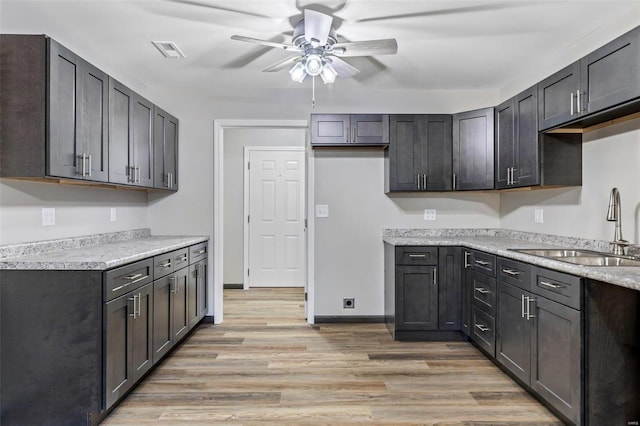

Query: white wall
[222,127,306,284]
[500,118,640,244]
[313,149,500,316]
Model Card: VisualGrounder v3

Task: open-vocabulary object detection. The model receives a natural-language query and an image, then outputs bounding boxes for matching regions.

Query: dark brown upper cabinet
[538,26,640,131]
[153,106,179,191]
[385,115,452,192]
[452,107,494,191]
[108,78,154,188]
[0,35,108,182]
[495,86,539,189]
[310,114,389,146]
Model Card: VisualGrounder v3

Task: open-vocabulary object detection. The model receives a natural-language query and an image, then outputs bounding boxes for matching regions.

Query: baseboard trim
[224,283,243,289]
[314,315,385,323]
[203,315,215,323]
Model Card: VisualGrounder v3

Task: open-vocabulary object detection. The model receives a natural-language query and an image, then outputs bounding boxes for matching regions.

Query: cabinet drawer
[153,251,175,279]
[189,242,208,263]
[173,248,189,270]
[471,270,496,314]
[470,250,496,276]
[531,266,582,310]
[396,246,438,265]
[105,258,153,302]
[497,257,531,291]
[472,305,495,357]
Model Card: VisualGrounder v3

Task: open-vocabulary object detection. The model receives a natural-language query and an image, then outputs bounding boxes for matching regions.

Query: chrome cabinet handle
[570,92,575,116]
[507,168,510,185]
[169,276,177,293]
[87,154,92,177]
[158,261,171,268]
[176,255,188,262]
[408,254,426,258]
[502,268,521,277]
[423,174,427,191]
[452,173,457,190]
[474,287,489,294]
[526,297,536,320]
[464,251,471,268]
[136,165,141,183]
[195,263,200,277]
[576,90,583,113]
[474,324,490,332]
[416,174,421,190]
[521,294,526,318]
[475,260,489,266]
[129,294,137,319]
[539,280,562,289]
[195,249,206,255]
[124,273,143,281]
[433,268,437,286]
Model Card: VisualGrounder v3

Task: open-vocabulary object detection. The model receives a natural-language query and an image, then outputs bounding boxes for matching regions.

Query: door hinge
[304,292,308,301]
[304,219,308,228]
[247,162,250,170]
[247,268,250,276]
[247,215,250,223]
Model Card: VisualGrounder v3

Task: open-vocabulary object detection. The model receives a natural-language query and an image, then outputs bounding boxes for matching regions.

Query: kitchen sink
[511,248,640,267]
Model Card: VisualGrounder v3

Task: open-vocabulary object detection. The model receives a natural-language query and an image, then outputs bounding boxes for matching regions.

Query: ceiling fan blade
[223,35,288,69]
[355,4,521,23]
[331,39,398,57]
[231,35,301,52]
[262,55,302,72]
[168,0,274,19]
[304,9,333,46]
[327,57,360,78]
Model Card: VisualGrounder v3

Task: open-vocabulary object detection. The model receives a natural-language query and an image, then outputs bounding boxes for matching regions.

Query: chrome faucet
[606,187,628,255]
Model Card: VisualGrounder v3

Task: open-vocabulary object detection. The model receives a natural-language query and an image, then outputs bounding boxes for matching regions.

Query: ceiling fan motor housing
[292,18,337,49]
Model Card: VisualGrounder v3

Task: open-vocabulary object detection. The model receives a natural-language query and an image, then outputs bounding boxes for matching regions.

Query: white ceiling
[1,0,638,96]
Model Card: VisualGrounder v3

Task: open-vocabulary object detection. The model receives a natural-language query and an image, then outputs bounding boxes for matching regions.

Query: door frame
[213,120,313,324]
[243,146,306,290]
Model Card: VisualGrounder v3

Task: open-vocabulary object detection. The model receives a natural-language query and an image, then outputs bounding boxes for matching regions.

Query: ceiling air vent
[151,41,186,59]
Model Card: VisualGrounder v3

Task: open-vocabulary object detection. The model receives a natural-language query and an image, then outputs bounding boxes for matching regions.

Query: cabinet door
[438,247,461,330]
[153,106,179,190]
[496,282,531,385]
[197,259,208,319]
[452,107,494,190]
[310,114,349,145]
[105,293,134,409]
[530,296,582,425]
[108,78,134,185]
[187,263,199,330]
[420,115,452,191]
[513,86,539,187]
[387,115,420,191]
[538,61,581,131]
[131,283,153,382]
[461,250,472,337]
[351,114,389,145]
[395,265,438,331]
[494,98,514,189]
[132,94,154,187]
[172,267,189,341]
[581,26,640,115]
[79,60,109,182]
[152,275,173,363]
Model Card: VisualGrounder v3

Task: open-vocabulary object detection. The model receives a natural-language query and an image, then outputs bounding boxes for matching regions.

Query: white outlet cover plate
[42,208,55,226]
[110,208,117,222]
[424,209,437,221]
[315,205,329,218]
[534,208,544,223]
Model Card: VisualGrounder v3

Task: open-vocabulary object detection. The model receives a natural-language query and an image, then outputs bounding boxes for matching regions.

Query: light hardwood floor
[103,288,562,425]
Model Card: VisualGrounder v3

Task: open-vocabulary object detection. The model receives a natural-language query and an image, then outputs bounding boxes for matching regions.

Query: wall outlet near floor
[534,208,544,224]
[42,208,55,226]
[315,204,329,218]
[343,298,355,309]
[424,209,437,221]
[110,207,117,222]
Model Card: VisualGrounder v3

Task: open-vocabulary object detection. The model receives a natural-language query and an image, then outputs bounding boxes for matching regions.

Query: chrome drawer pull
[195,249,206,254]
[539,280,562,289]
[475,260,490,266]
[474,287,490,294]
[502,268,520,276]
[474,324,490,332]
[124,273,143,281]
[177,255,188,262]
[157,261,171,268]
[408,254,427,258]
[464,251,471,268]
[129,294,138,319]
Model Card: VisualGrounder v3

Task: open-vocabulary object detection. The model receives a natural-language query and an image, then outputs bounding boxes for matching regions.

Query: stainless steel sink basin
[511,248,640,267]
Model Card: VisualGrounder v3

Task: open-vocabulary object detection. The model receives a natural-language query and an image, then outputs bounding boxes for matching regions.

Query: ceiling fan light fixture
[304,54,323,76]
[289,61,307,83]
[320,62,337,84]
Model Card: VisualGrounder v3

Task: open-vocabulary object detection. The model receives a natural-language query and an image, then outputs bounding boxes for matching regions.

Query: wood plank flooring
[103,288,562,425]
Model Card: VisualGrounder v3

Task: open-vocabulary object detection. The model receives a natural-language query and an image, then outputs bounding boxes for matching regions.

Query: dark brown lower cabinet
[153,266,189,363]
[189,259,209,328]
[396,264,439,331]
[105,282,153,409]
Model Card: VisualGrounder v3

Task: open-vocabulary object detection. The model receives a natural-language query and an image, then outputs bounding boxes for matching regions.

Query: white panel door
[248,149,305,287]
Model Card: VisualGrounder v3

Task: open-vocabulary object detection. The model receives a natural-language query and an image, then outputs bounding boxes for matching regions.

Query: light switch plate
[424,209,437,221]
[110,208,117,222]
[534,208,544,224]
[42,208,55,226]
[315,205,329,218]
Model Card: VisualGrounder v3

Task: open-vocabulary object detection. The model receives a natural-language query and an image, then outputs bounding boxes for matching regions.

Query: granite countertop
[383,229,640,292]
[0,230,209,271]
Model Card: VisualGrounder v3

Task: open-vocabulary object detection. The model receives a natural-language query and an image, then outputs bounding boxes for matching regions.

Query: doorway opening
[213,120,313,324]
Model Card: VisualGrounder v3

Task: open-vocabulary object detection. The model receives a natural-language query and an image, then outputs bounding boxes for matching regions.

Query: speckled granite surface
[383,229,640,292]
[0,229,209,270]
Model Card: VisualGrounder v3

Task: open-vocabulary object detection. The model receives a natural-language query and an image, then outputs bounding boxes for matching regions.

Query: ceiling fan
[230,9,398,85]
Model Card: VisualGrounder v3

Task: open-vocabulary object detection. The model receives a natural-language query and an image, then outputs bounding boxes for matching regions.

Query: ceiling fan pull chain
[312,75,316,108]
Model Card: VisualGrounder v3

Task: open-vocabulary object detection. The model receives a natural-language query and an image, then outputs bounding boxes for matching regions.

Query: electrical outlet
[42,208,55,226]
[343,298,355,309]
[534,208,544,224]
[424,209,437,221]
[110,208,117,222]
[315,205,329,218]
